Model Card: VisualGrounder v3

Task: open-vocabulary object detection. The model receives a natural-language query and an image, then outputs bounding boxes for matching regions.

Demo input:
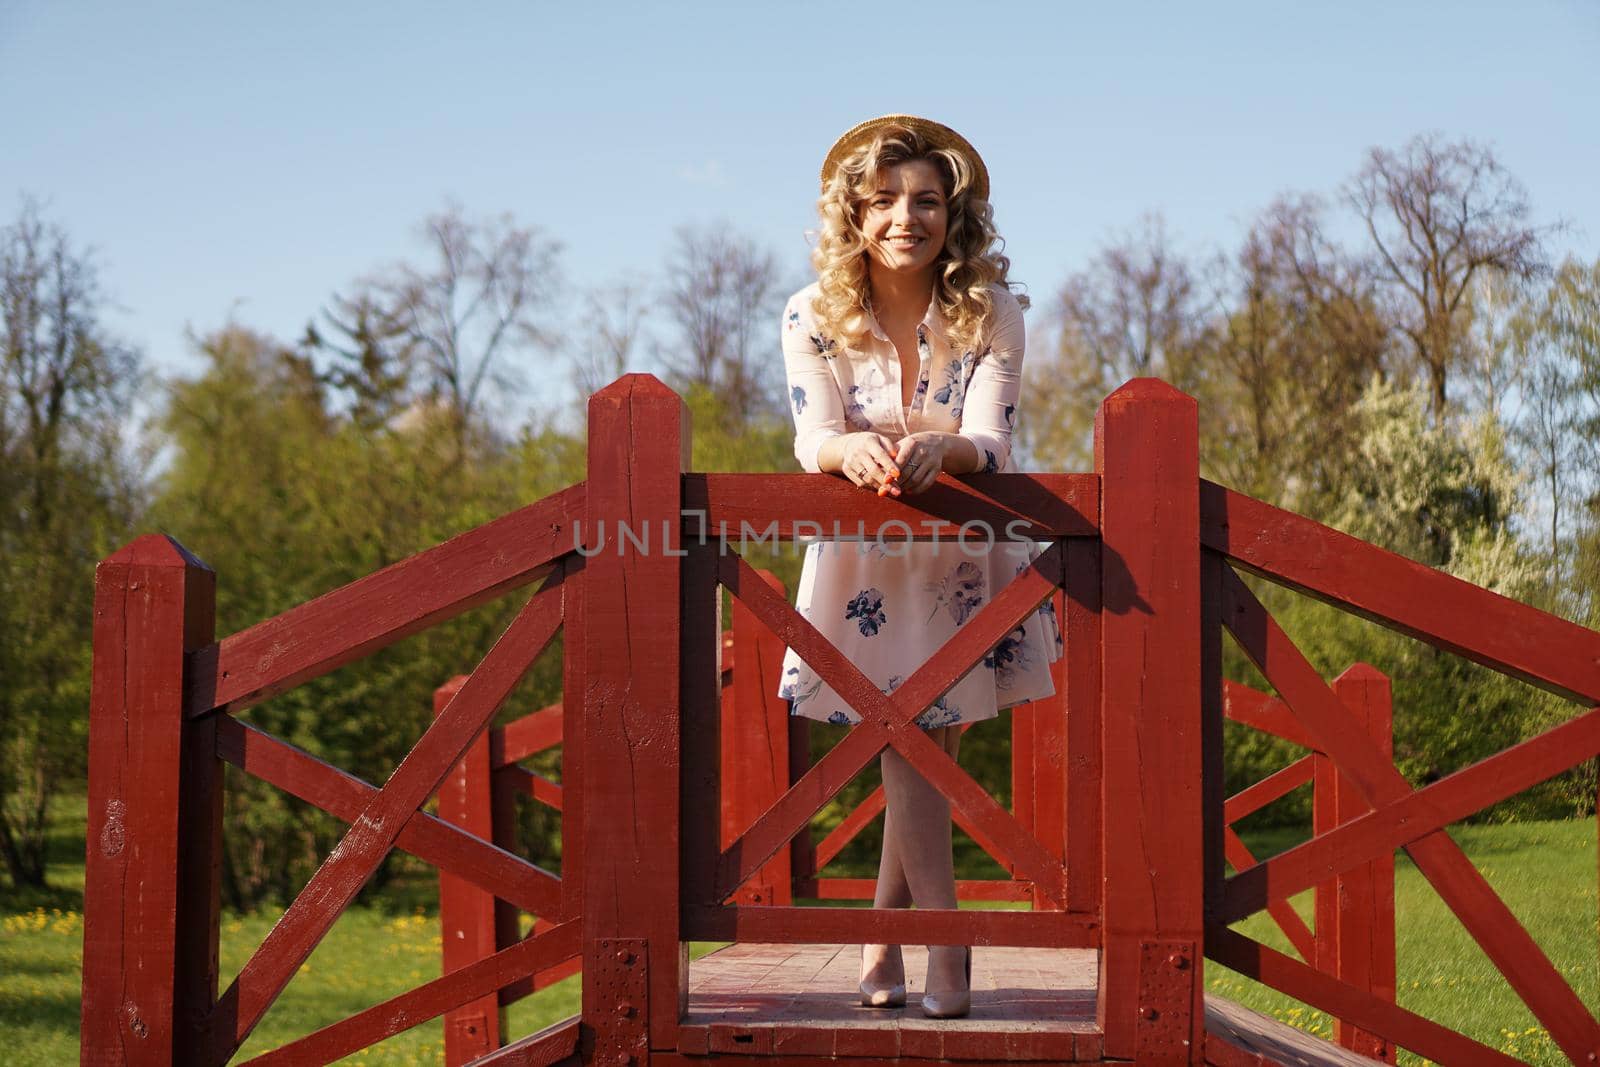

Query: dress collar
[864,294,942,343]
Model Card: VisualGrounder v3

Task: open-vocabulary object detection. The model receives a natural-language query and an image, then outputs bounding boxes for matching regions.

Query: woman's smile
[861,158,948,276]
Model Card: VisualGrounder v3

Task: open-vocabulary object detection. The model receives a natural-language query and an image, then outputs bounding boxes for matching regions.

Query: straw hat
[820,114,990,201]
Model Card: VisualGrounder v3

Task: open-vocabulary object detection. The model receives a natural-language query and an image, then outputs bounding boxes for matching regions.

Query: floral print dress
[777,282,1062,728]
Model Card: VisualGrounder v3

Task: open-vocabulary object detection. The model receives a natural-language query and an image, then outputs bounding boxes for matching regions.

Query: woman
[778,115,1061,1019]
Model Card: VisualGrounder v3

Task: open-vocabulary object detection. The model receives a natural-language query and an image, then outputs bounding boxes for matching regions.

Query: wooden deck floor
[678,943,1382,1064]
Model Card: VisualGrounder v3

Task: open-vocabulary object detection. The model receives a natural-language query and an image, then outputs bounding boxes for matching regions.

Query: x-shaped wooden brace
[1215,565,1600,1063]
[712,540,1070,908]
[200,568,571,1064]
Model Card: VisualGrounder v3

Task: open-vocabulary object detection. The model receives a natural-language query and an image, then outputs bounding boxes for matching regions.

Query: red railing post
[721,569,793,905]
[582,375,689,1063]
[1094,379,1205,1062]
[435,673,509,1064]
[1330,664,1398,1062]
[82,535,220,1066]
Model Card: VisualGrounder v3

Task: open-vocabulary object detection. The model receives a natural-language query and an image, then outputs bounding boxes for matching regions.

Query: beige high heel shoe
[920,946,972,1019]
[858,944,907,1008]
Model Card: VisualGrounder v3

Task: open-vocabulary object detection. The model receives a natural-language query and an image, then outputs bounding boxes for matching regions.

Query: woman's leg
[878,725,967,993]
[860,775,912,987]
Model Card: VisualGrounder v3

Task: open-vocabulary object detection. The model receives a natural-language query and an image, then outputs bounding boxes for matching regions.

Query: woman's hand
[837,432,900,492]
[892,432,954,495]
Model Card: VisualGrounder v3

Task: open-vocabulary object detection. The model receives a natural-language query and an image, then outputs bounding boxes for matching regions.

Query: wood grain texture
[436,675,507,1064]
[683,471,1099,540]
[1331,667,1396,1062]
[1202,481,1600,704]
[82,535,217,1066]
[580,374,690,1053]
[187,484,583,718]
[1093,378,1205,1059]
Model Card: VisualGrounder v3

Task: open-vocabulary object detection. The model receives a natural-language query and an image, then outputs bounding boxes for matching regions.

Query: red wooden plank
[437,675,507,1065]
[1332,666,1395,1062]
[496,765,563,811]
[813,787,885,870]
[1223,829,1314,963]
[188,484,583,717]
[1202,481,1600,704]
[239,921,580,1066]
[1224,682,1315,749]
[1220,568,1600,1061]
[1063,539,1102,916]
[683,471,1100,540]
[212,715,561,917]
[1011,693,1036,879]
[82,535,217,1066]
[799,877,1035,902]
[1222,756,1313,825]
[492,704,563,767]
[1093,378,1205,1059]
[469,1017,579,1067]
[1221,702,1600,923]
[1207,927,1519,1067]
[682,542,724,914]
[204,578,566,1061]
[713,543,1063,902]
[659,1056,1073,1067]
[683,905,1098,948]
[580,375,689,1053]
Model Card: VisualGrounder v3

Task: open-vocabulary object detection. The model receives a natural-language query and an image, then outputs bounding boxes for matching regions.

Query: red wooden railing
[80,374,1600,1066]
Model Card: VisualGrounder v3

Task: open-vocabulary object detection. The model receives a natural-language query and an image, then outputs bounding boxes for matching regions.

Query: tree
[1348,134,1551,415]
[367,205,563,453]
[659,224,787,426]
[152,322,581,907]
[1205,197,1391,501]
[1027,215,1209,469]
[0,201,141,888]
[302,289,417,431]
[572,277,651,401]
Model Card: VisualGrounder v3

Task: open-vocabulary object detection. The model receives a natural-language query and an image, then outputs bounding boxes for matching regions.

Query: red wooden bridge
[80,377,1600,1065]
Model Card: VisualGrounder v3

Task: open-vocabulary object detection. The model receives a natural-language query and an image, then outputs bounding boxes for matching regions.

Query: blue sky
[3,0,1597,422]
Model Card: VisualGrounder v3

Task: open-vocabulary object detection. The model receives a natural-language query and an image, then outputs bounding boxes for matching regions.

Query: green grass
[3,798,1595,1065]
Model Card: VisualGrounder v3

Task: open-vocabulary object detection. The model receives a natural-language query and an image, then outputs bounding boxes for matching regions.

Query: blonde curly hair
[811,123,1026,355]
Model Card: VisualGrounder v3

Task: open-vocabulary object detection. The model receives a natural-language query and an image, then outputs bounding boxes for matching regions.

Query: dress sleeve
[782,296,845,474]
[958,288,1025,473]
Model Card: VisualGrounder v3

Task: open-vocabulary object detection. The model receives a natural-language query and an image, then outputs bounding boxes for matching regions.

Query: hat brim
[820,114,990,202]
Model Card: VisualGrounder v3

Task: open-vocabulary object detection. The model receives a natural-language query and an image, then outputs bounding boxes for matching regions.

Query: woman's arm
[783,296,900,489]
